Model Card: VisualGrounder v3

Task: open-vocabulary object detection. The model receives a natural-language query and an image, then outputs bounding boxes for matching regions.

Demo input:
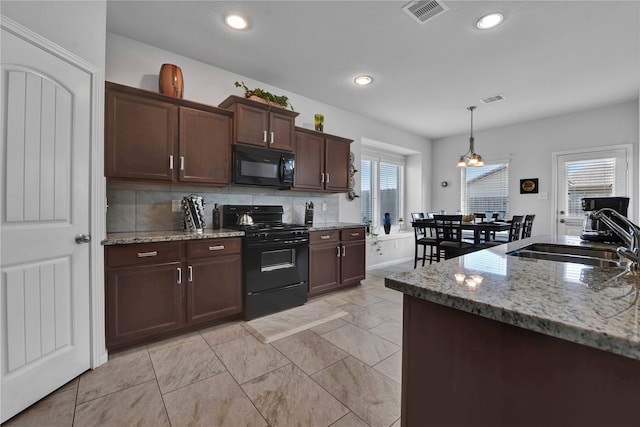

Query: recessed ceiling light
[476,13,503,30]
[225,14,248,30]
[354,75,373,86]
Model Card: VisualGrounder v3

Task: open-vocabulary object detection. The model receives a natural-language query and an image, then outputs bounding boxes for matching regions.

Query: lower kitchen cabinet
[185,239,242,325]
[308,227,366,297]
[105,238,242,351]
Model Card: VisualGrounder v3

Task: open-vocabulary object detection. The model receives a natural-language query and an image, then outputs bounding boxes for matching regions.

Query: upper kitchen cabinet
[294,127,352,192]
[218,95,299,151]
[105,82,233,185]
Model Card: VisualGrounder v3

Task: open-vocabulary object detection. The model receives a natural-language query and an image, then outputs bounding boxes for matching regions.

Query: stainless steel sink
[507,243,622,267]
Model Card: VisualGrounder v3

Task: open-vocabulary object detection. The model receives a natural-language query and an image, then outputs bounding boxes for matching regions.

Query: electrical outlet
[394,241,398,249]
[172,200,182,212]
[538,192,548,200]
[322,202,327,211]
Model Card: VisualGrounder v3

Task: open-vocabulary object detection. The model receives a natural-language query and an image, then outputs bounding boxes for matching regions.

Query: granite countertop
[307,222,364,231]
[385,235,640,361]
[102,229,244,245]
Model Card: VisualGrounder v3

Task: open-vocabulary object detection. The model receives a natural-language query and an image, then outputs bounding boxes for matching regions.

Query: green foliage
[234,81,294,111]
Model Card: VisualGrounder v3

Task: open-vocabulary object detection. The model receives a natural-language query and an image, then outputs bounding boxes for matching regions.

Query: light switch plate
[322,202,327,211]
[172,200,182,212]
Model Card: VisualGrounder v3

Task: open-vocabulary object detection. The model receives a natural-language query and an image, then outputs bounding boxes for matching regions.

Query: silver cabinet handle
[137,251,157,258]
[188,265,193,282]
[320,235,331,240]
[263,130,268,143]
[177,267,182,285]
[337,246,341,257]
[350,232,360,237]
[75,234,91,244]
[169,155,174,170]
[270,131,274,144]
[321,173,325,183]
[180,156,185,171]
[326,173,329,183]
[209,245,225,251]
[342,246,346,256]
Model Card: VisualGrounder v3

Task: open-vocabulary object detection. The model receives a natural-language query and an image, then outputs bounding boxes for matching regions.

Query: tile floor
[3,261,414,427]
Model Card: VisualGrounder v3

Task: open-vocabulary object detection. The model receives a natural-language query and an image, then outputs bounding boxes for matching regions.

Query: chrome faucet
[590,208,640,269]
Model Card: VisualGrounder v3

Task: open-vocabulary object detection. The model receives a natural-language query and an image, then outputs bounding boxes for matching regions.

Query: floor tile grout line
[73,378,158,407]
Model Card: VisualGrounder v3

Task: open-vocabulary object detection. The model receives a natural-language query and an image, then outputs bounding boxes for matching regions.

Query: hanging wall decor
[347,151,359,201]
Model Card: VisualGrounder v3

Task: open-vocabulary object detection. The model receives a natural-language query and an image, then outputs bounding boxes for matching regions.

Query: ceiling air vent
[481,94,505,104]
[402,1,449,25]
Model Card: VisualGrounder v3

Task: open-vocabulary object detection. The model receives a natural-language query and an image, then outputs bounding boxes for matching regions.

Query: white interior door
[1,24,92,422]
[554,146,631,236]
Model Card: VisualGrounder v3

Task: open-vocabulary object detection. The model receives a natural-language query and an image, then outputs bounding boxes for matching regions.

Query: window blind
[566,158,615,216]
[360,159,373,226]
[461,163,509,215]
[379,162,400,226]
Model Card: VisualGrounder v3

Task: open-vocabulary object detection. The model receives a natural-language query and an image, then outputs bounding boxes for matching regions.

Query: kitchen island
[385,235,640,427]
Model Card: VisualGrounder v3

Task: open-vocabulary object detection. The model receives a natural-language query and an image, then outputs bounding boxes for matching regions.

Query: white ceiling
[106,0,640,139]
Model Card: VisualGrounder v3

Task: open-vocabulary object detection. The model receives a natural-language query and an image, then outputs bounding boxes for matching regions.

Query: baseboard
[366,256,413,270]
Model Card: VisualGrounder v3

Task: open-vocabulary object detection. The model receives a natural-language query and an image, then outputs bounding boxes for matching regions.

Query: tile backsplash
[106,183,341,232]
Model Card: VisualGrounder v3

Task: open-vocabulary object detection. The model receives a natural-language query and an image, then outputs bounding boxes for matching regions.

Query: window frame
[460,157,510,216]
[361,149,406,228]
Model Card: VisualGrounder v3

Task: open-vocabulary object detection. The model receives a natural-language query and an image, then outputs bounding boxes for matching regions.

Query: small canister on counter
[213,203,221,229]
[304,202,314,226]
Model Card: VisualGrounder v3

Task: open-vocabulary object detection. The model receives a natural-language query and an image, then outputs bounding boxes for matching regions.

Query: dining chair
[411,212,425,221]
[521,214,536,239]
[412,219,439,267]
[484,215,524,246]
[433,215,475,260]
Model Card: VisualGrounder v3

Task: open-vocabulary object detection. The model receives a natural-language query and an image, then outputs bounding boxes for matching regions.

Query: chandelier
[456,106,484,168]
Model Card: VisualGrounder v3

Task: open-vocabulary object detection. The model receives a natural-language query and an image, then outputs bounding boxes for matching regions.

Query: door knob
[75,234,91,244]
[559,219,566,223]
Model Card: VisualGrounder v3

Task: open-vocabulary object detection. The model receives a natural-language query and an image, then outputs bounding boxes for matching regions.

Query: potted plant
[234,81,294,111]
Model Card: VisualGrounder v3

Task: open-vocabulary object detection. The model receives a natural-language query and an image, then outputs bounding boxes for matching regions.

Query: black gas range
[223,205,309,320]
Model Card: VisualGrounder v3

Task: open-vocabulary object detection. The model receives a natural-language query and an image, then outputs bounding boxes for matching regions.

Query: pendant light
[456,105,485,168]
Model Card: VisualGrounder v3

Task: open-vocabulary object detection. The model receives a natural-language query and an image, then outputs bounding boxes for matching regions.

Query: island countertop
[385,235,640,361]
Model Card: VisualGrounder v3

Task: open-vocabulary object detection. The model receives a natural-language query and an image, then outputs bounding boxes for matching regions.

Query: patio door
[553,145,631,236]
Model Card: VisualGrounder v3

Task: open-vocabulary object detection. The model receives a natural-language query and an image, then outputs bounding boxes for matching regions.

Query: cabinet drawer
[341,228,366,241]
[310,230,340,244]
[187,238,241,258]
[106,241,182,268]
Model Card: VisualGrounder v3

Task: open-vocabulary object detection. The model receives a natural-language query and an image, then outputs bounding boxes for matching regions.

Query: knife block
[304,207,314,226]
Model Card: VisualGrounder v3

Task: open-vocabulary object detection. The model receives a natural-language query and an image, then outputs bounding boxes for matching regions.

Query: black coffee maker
[580,196,630,243]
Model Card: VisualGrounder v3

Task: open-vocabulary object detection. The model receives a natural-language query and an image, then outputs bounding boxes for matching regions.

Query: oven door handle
[245,238,309,249]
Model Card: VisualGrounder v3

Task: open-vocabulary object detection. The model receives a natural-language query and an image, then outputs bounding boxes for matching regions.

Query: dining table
[412,218,512,245]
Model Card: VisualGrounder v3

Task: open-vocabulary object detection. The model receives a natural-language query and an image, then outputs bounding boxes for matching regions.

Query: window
[566,158,616,216]
[361,151,405,228]
[461,161,509,215]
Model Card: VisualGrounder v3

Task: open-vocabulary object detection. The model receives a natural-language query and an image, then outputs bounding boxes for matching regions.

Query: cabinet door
[186,254,242,325]
[308,243,341,297]
[341,240,366,286]
[324,136,351,192]
[269,110,295,151]
[179,107,232,184]
[105,89,177,181]
[294,131,324,190]
[106,262,183,349]
[235,103,268,147]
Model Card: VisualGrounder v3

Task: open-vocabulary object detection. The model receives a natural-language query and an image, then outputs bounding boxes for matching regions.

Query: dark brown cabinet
[185,239,242,325]
[105,82,232,185]
[105,238,242,351]
[219,95,299,151]
[308,227,365,297]
[294,127,352,192]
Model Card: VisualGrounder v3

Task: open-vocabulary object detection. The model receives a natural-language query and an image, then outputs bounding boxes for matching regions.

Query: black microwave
[233,145,295,188]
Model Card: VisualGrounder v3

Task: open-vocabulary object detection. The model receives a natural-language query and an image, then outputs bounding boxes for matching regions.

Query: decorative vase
[159,63,184,98]
[314,114,324,132]
[383,212,391,234]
